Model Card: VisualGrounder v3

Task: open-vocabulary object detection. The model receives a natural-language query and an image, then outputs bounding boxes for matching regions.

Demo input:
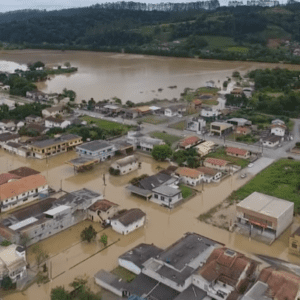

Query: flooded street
[2,50,300,103]
[0,149,299,300]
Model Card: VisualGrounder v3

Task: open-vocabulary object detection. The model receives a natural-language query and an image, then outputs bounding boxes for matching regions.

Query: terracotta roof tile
[179,136,200,147]
[226,147,248,156]
[113,208,145,226]
[196,167,219,176]
[0,174,47,201]
[88,199,118,212]
[0,173,21,186]
[175,167,202,178]
[8,167,40,178]
[204,157,230,166]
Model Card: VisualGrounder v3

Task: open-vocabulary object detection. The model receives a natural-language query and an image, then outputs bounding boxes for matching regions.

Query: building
[42,105,65,118]
[0,244,27,282]
[139,136,164,152]
[261,135,282,148]
[26,91,48,101]
[25,123,48,135]
[0,189,102,246]
[210,122,233,136]
[271,124,286,137]
[126,131,145,149]
[152,185,183,208]
[247,0,279,6]
[195,141,215,157]
[45,117,71,129]
[101,105,121,115]
[186,117,206,134]
[0,98,17,110]
[175,167,204,186]
[178,136,200,150]
[289,227,300,256]
[189,99,202,111]
[8,167,40,178]
[228,0,244,6]
[133,106,151,116]
[76,140,116,162]
[25,115,43,123]
[30,134,82,159]
[149,106,163,115]
[2,142,30,157]
[230,88,244,97]
[0,85,10,91]
[118,244,162,275]
[236,126,251,135]
[164,105,186,117]
[201,107,220,119]
[204,158,231,171]
[236,192,294,241]
[111,209,146,235]
[227,118,251,127]
[0,132,20,147]
[272,119,285,126]
[110,155,139,175]
[0,173,21,186]
[121,108,139,119]
[0,174,48,212]
[196,247,257,300]
[87,199,119,224]
[206,80,215,88]
[197,167,222,183]
[243,267,300,300]
[226,147,250,159]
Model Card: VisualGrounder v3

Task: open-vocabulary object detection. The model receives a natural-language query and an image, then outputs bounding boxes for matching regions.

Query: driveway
[246,157,275,176]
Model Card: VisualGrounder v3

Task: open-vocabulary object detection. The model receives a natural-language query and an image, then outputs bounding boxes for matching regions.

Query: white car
[248,163,254,168]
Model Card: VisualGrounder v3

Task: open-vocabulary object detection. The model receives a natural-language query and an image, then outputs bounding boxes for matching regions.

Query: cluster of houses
[95,231,300,300]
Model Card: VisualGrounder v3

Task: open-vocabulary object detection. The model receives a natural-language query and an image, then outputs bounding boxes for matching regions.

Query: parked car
[248,163,254,168]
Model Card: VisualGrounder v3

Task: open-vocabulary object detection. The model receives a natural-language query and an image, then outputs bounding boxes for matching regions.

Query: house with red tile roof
[87,199,119,224]
[226,147,250,159]
[178,136,200,150]
[0,174,48,212]
[0,173,21,186]
[204,157,231,171]
[175,167,204,186]
[236,126,251,135]
[197,167,222,183]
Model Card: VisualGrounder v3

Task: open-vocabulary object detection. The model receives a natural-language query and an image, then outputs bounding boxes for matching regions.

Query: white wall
[277,203,294,237]
[118,259,141,275]
[271,127,285,137]
[112,216,145,235]
[179,175,203,186]
[111,161,139,175]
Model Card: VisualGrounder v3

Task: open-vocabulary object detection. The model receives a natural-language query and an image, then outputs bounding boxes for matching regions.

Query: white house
[139,136,165,152]
[0,99,16,110]
[261,135,282,148]
[87,199,119,224]
[0,174,48,212]
[187,117,206,134]
[45,117,71,129]
[42,105,65,118]
[175,167,204,186]
[206,80,215,88]
[0,85,10,91]
[151,185,183,208]
[0,244,27,282]
[201,107,220,118]
[197,167,222,183]
[0,132,20,147]
[110,155,139,175]
[111,209,146,235]
[2,142,29,157]
[271,124,286,137]
[272,119,285,126]
[164,105,185,117]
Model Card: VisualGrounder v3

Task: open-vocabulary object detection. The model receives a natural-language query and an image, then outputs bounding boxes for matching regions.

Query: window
[154,194,158,199]
[161,196,165,201]
[292,242,298,249]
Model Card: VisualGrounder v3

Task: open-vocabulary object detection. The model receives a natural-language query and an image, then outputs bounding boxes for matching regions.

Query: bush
[0,240,12,246]
[152,144,172,161]
[130,174,149,186]
[109,167,120,176]
[1,276,15,290]
[80,225,97,243]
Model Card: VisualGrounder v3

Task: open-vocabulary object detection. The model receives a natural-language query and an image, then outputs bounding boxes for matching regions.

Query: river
[2,50,300,103]
[0,149,299,300]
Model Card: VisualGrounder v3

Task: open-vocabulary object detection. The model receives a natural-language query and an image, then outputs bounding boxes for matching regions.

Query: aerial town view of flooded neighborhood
[2,0,300,300]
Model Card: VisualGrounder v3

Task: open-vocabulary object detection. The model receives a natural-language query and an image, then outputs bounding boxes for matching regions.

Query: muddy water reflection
[2,50,300,103]
[1,150,299,300]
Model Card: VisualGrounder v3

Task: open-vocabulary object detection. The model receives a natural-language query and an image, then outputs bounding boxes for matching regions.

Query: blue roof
[128,296,145,300]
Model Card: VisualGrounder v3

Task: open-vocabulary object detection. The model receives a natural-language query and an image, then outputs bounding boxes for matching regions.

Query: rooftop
[6,142,25,149]
[77,140,112,152]
[263,135,282,143]
[152,185,181,197]
[242,281,271,300]
[179,136,200,147]
[134,106,150,112]
[173,285,207,300]
[0,132,19,142]
[204,157,230,167]
[0,173,21,186]
[139,136,164,145]
[175,167,203,178]
[8,167,40,178]
[226,147,248,156]
[88,199,118,212]
[211,122,233,128]
[0,244,26,270]
[43,105,64,113]
[44,205,71,216]
[237,192,294,218]
[139,173,173,191]
[32,134,81,148]
[196,167,219,176]
[119,243,162,268]
[46,116,67,124]
[113,208,146,226]
[114,155,138,167]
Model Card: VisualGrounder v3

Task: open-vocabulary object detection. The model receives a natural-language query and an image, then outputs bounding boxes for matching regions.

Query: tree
[1,240,12,246]
[64,62,71,68]
[223,81,228,88]
[80,225,97,243]
[100,233,108,246]
[62,88,76,101]
[152,144,172,161]
[1,276,15,290]
[31,244,49,267]
[126,100,134,107]
[51,286,70,300]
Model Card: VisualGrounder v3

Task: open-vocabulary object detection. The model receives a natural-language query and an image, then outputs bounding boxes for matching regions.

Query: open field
[169,120,186,130]
[179,185,193,199]
[206,147,250,168]
[81,116,132,132]
[228,159,300,207]
[202,99,219,105]
[226,47,249,53]
[139,115,168,125]
[203,35,236,48]
[149,131,181,145]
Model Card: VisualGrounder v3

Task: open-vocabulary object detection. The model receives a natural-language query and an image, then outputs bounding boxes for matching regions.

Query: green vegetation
[202,99,219,105]
[80,225,97,243]
[1,276,16,291]
[0,240,12,246]
[236,134,258,144]
[149,131,181,145]
[173,148,200,168]
[82,116,131,132]
[100,233,108,246]
[139,115,168,125]
[112,266,136,283]
[31,244,49,268]
[152,144,173,161]
[229,159,300,210]
[109,167,121,176]
[179,185,194,199]
[198,203,222,222]
[207,147,250,168]
[169,120,186,130]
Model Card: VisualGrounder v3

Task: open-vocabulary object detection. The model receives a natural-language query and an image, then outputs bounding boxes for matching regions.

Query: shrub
[109,167,120,176]
[0,240,12,246]
[80,225,97,243]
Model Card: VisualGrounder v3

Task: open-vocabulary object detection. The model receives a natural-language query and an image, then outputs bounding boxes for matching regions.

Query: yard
[169,120,186,130]
[139,115,168,125]
[111,266,136,283]
[81,116,131,132]
[229,159,300,209]
[149,131,181,145]
[201,99,219,106]
[202,35,236,48]
[206,147,250,168]
[179,185,193,199]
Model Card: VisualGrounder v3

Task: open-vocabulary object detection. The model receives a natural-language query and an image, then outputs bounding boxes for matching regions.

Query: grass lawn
[206,147,250,168]
[169,120,186,130]
[202,35,236,48]
[226,47,249,53]
[202,99,219,106]
[179,185,193,199]
[81,116,131,132]
[111,266,136,283]
[140,115,168,125]
[149,131,181,145]
[229,159,300,208]
[196,87,220,95]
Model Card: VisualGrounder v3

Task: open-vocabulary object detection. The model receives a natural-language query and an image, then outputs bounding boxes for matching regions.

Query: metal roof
[44,205,71,216]
[152,185,181,197]
[9,217,38,231]
[77,140,112,152]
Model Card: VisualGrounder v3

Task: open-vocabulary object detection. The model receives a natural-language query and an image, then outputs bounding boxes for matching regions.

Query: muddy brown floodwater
[2,50,300,103]
[0,149,299,300]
